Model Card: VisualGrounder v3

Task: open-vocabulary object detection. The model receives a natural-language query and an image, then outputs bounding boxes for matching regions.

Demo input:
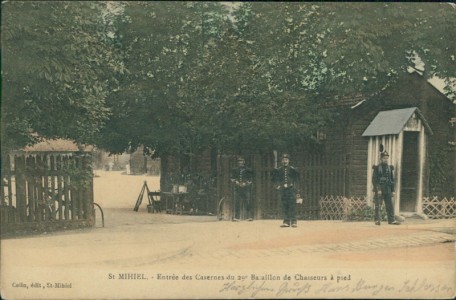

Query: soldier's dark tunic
[372,163,395,223]
[230,166,254,220]
[272,165,300,226]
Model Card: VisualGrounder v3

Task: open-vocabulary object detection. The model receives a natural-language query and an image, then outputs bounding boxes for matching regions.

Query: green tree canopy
[2,1,124,150]
[99,2,454,157]
[2,2,455,157]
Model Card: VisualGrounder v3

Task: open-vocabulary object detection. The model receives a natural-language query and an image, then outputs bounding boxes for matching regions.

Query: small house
[362,107,432,215]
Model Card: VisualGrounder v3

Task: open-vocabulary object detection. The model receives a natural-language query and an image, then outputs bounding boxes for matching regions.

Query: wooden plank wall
[1,152,94,230]
[160,150,218,214]
[294,152,347,220]
[217,152,347,220]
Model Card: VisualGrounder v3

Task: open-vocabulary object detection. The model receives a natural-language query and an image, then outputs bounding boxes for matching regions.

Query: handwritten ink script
[216,275,452,298]
[8,271,453,298]
[104,272,452,297]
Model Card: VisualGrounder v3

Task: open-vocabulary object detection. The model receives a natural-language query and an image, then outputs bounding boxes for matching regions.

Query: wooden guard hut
[362,107,433,215]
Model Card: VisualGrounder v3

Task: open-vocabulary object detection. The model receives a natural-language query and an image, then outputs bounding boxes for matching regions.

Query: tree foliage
[98,2,232,156]
[2,2,455,157]
[2,1,124,150]
[99,2,454,157]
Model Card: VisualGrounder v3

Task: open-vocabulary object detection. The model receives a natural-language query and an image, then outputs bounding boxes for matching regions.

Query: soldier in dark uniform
[272,154,300,228]
[230,156,254,221]
[372,151,400,225]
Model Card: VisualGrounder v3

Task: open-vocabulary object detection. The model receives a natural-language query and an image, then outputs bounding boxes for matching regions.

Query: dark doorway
[400,132,419,212]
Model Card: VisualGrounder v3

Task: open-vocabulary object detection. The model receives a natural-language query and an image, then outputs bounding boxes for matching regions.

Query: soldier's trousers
[234,188,252,219]
[280,187,297,225]
[375,193,395,223]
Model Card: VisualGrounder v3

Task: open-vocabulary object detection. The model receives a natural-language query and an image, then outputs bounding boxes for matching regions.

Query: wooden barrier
[320,195,371,221]
[217,153,347,220]
[423,197,456,219]
[1,152,94,235]
[320,195,456,220]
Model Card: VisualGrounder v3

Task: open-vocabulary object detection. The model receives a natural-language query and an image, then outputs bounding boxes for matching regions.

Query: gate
[1,152,94,234]
[217,152,347,220]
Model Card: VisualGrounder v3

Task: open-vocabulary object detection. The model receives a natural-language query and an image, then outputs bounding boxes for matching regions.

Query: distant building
[129,145,160,175]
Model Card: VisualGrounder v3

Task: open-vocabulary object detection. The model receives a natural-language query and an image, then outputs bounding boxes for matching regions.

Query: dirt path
[1,171,454,299]
[93,170,160,209]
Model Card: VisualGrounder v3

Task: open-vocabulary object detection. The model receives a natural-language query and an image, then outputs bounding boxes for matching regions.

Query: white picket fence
[320,195,456,220]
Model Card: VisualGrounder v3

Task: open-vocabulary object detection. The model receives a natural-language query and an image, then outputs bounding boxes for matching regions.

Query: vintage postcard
[1,2,455,299]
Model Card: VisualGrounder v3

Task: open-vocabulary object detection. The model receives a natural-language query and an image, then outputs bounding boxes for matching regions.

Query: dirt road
[1,171,454,299]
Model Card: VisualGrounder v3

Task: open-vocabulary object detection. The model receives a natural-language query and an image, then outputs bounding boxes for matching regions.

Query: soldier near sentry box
[230,156,254,221]
[272,153,300,228]
[372,151,400,225]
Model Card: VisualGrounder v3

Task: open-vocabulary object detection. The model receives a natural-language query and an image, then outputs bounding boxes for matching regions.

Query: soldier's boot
[280,220,290,227]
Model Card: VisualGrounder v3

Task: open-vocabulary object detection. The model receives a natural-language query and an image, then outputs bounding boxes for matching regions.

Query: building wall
[378,73,454,197]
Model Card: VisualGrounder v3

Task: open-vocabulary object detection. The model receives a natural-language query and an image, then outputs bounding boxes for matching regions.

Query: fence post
[63,156,70,220]
[443,197,448,218]
[253,152,262,219]
[82,153,95,225]
[25,156,36,222]
[56,155,63,220]
[15,155,26,223]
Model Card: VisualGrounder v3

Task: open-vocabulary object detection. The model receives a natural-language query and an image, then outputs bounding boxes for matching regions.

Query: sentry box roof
[362,107,433,137]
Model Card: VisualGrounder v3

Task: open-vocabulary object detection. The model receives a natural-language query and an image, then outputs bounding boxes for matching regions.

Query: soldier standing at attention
[230,156,254,221]
[372,151,400,225]
[272,154,300,228]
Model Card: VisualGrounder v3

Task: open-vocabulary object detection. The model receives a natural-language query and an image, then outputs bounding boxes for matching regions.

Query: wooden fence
[217,152,347,220]
[1,152,94,234]
[320,195,373,220]
[423,197,456,219]
[320,196,456,220]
